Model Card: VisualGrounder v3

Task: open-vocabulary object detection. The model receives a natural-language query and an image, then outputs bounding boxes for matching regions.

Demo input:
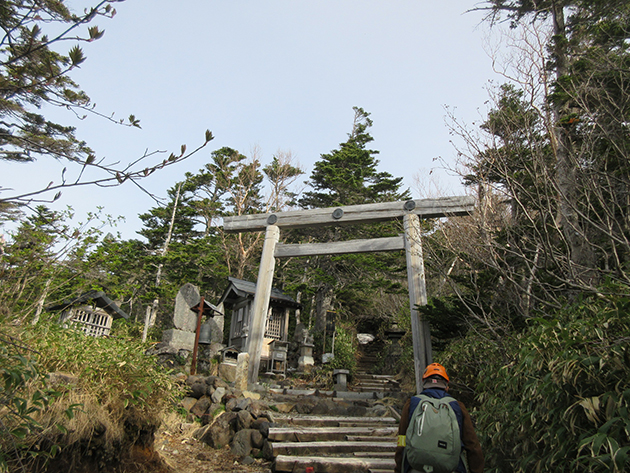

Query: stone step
[269,426,397,442]
[274,455,395,473]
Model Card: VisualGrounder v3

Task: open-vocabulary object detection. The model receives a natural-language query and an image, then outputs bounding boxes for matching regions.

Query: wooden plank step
[269,426,397,442]
[274,454,395,473]
[337,421,395,428]
[346,435,396,442]
[354,452,395,458]
[272,440,396,456]
[274,415,397,427]
[355,374,399,381]
[354,382,395,388]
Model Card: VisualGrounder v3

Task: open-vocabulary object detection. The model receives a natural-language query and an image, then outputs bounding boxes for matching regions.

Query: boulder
[251,429,264,449]
[236,410,253,431]
[231,429,258,457]
[261,438,274,460]
[200,402,223,426]
[251,419,270,438]
[189,382,207,399]
[197,412,237,449]
[190,396,212,418]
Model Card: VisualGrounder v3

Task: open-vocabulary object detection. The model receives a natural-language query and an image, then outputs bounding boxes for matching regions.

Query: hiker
[394,363,484,473]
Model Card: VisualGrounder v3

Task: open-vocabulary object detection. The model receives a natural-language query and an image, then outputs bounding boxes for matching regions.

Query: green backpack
[403,394,462,473]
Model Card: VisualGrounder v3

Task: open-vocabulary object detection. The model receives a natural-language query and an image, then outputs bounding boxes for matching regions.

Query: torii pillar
[223,197,475,389]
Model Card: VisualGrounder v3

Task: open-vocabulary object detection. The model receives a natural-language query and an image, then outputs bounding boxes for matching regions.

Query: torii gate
[223,196,475,392]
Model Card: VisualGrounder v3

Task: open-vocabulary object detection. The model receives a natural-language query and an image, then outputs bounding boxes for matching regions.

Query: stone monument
[162,283,201,350]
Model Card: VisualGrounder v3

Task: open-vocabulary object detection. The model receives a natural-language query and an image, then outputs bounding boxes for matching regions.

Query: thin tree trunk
[142,182,182,342]
[550,4,595,284]
[31,277,52,326]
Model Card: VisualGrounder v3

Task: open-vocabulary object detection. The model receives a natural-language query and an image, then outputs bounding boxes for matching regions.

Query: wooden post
[404,213,432,394]
[190,296,205,376]
[247,225,280,386]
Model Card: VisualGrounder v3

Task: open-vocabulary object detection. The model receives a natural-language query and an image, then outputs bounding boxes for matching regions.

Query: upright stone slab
[173,283,200,332]
[214,302,225,342]
[234,352,250,392]
[162,329,196,350]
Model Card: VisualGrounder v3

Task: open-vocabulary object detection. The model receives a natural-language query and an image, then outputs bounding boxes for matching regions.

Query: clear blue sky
[3,1,500,241]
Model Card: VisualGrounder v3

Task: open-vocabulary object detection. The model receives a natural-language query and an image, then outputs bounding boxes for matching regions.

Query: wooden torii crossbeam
[223,196,475,392]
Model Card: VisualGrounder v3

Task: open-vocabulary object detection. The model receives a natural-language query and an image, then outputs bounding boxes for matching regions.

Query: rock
[200,402,223,426]
[186,375,207,386]
[251,419,270,438]
[231,429,256,457]
[368,404,389,417]
[225,397,238,412]
[47,372,78,386]
[247,400,267,418]
[272,402,295,414]
[261,438,274,460]
[241,455,255,465]
[197,412,237,449]
[189,382,207,399]
[242,390,261,400]
[192,424,209,441]
[205,375,217,386]
[259,411,275,423]
[180,396,197,412]
[235,398,252,412]
[211,386,226,404]
[357,333,375,344]
[236,410,253,431]
[251,430,264,449]
[214,377,230,389]
[219,363,237,383]
[293,398,318,414]
[190,396,212,418]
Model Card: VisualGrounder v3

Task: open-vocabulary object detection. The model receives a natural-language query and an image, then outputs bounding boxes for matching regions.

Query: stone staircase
[265,338,405,473]
[351,338,401,395]
[267,389,399,472]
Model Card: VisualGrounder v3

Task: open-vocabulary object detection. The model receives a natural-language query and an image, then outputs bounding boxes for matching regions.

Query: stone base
[333,369,350,391]
[218,362,237,383]
[297,355,314,372]
[162,329,196,350]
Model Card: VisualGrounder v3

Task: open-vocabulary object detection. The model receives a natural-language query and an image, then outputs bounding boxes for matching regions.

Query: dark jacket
[394,388,484,473]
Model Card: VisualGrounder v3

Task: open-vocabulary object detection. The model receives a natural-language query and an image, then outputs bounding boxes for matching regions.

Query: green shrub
[0,342,77,472]
[0,320,180,471]
[328,325,358,374]
[441,292,630,472]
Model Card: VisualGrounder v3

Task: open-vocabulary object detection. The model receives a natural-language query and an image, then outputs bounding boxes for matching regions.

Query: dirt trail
[156,420,273,473]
